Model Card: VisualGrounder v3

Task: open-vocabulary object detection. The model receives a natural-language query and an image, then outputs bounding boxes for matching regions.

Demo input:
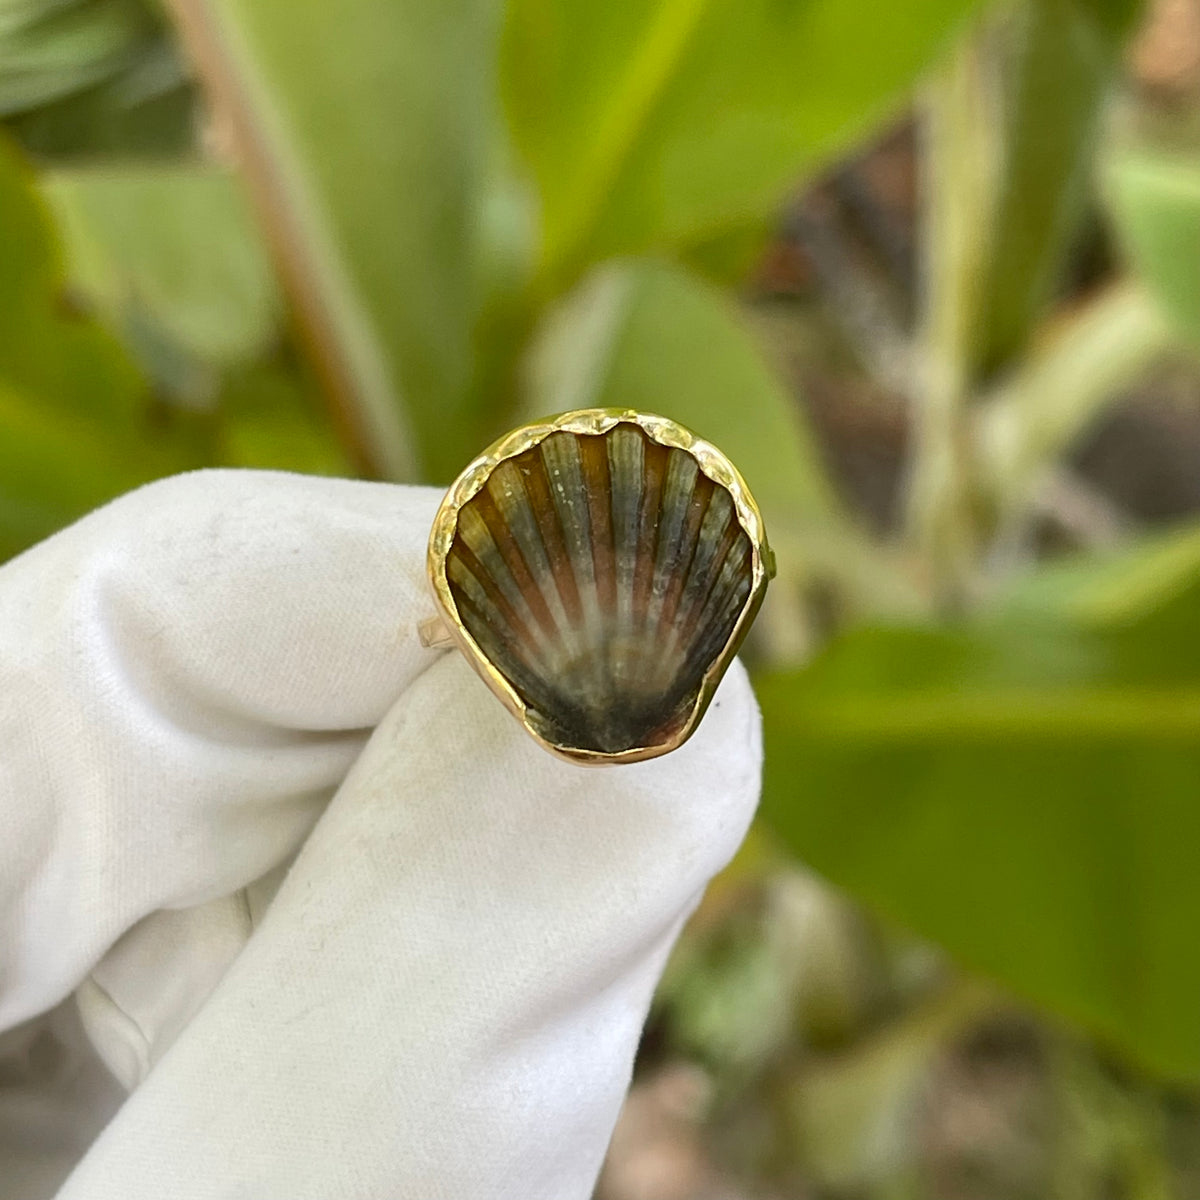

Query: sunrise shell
[428,410,771,763]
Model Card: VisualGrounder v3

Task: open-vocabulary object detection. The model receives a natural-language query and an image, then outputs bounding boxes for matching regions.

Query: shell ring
[419,409,773,765]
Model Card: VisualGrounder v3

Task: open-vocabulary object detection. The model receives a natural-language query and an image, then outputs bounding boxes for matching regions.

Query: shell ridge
[525,443,585,629]
[511,450,595,680]
[659,483,733,670]
[541,432,602,641]
[606,427,647,702]
[645,449,698,640]
[678,505,742,649]
[447,541,547,677]
[608,426,643,642]
[632,437,668,628]
[445,581,550,701]
[630,437,670,694]
[655,467,714,643]
[677,541,753,686]
[646,468,717,696]
[578,433,619,716]
[501,460,585,686]
[491,460,589,680]
[452,587,556,713]
[652,553,750,728]
[453,507,549,662]
[473,479,559,641]
[580,434,616,617]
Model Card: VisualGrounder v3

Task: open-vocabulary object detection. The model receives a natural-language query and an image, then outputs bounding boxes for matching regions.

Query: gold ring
[422,409,773,765]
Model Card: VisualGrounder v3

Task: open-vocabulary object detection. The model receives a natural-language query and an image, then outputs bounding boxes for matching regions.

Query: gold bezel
[427,409,773,765]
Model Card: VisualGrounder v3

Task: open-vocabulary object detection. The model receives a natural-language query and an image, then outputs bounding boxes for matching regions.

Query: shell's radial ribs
[427,409,772,765]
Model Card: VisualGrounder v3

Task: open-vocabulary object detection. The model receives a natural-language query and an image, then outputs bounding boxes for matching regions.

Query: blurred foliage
[0,134,195,554]
[1106,148,1200,348]
[161,0,504,482]
[760,574,1200,1082]
[502,0,983,289]
[8,0,1200,1192]
[0,0,195,156]
[44,164,281,387]
[961,0,1142,379]
[526,260,839,525]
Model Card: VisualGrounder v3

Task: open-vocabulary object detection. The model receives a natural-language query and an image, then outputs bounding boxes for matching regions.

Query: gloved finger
[0,469,442,1032]
[54,649,761,1200]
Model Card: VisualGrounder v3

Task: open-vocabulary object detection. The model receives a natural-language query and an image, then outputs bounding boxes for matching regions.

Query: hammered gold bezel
[427,408,773,765]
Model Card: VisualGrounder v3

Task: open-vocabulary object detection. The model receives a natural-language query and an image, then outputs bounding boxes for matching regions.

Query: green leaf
[216,360,353,477]
[0,376,199,558]
[170,0,509,481]
[502,0,982,288]
[965,0,1142,378]
[908,0,1142,581]
[0,133,197,557]
[0,0,152,115]
[42,165,282,371]
[0,0,195,159]
[977,281,1174,516]
[758,578,1200,1080]
[0,131,141,423]
[527,259,840,526]
[1105,149,1200,349]
[522,259,924,623]
[1000,522,1200,625]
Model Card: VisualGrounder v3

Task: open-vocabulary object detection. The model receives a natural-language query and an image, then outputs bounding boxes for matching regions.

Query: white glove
[0,469,761,1200]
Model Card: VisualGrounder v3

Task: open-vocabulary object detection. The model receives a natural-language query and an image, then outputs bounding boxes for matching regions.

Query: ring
[421,409,773,764]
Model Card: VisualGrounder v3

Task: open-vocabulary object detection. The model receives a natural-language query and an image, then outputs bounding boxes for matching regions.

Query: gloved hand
[0,469,761,1200]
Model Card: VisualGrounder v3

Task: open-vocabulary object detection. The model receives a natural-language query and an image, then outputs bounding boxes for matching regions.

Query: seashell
[427,409,772,764]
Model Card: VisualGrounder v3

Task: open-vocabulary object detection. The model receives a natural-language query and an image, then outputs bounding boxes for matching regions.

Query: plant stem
[904,37,994,609]
[977,281,1176,520]
[167,0,414,480]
